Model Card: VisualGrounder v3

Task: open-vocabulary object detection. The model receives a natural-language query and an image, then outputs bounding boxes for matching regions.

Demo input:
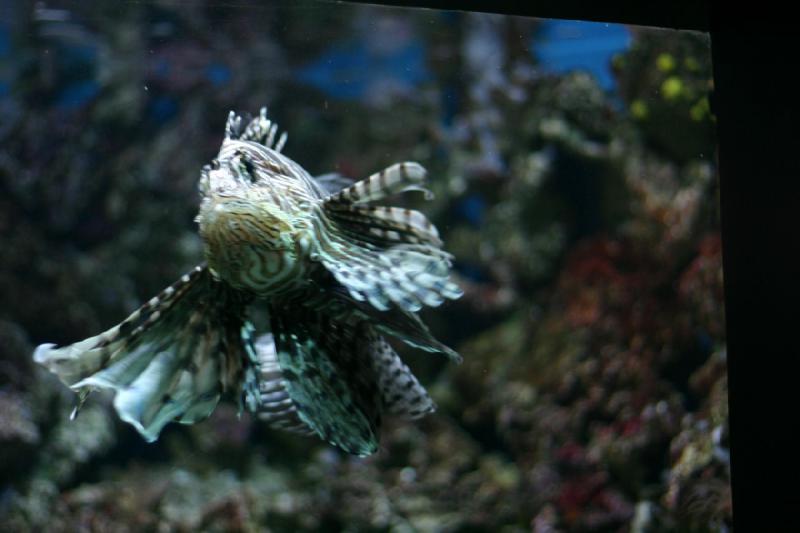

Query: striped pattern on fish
[33,107,462,455]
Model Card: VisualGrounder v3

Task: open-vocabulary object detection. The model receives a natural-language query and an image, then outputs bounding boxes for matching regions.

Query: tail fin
[33,265,253,442]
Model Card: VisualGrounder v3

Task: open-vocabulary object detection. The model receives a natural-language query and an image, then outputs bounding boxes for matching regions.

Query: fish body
[33,108,461,456]
[197,135,318,297]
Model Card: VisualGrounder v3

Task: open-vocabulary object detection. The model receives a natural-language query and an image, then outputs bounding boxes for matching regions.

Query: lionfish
[33,108,462,456]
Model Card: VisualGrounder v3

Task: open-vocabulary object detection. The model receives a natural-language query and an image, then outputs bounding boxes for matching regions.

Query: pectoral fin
[33,265,253,442]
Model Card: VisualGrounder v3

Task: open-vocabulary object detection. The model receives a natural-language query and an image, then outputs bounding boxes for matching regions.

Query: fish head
[199,140,265,200]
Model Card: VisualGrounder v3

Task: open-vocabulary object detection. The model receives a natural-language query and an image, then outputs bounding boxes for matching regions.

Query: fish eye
[242,158,256,180]
[233,151,258,183]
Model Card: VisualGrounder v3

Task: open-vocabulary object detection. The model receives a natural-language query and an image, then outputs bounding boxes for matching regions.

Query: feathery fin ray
[271,309,382,456]
[315,162,461,314]
[33,266,254,442]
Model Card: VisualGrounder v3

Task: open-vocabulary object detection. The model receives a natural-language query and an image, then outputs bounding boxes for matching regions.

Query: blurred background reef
[0,2,726,531]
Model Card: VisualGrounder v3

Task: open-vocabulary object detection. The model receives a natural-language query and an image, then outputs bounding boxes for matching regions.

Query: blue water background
[0,16,630,117]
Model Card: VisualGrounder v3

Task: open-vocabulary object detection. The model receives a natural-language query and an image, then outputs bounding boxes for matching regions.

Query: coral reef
[0,3,725,532]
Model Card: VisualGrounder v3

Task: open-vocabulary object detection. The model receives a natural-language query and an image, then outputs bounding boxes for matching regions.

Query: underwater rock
[0,391,41,481]
[612,30,715,164]
[0,320,36,391]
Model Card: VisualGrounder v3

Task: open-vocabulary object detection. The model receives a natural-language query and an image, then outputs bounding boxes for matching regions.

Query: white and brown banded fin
[287,285,462,362]
[325,204,443,248]
[251,333,314,435]
[270,309,382,456]
[251,330,432,437]
[324,162,432,205]
[259,330,435,425]
[225,111,240,140]
[33,265,253,442]
[313,162,461,313]
[33,266,206,387]
[312,213,462,313]
[371,338,435,419]
[225,107,288,152]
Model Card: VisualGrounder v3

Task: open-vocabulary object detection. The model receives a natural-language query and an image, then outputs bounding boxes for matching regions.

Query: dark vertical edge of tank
[713,24,800,531]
